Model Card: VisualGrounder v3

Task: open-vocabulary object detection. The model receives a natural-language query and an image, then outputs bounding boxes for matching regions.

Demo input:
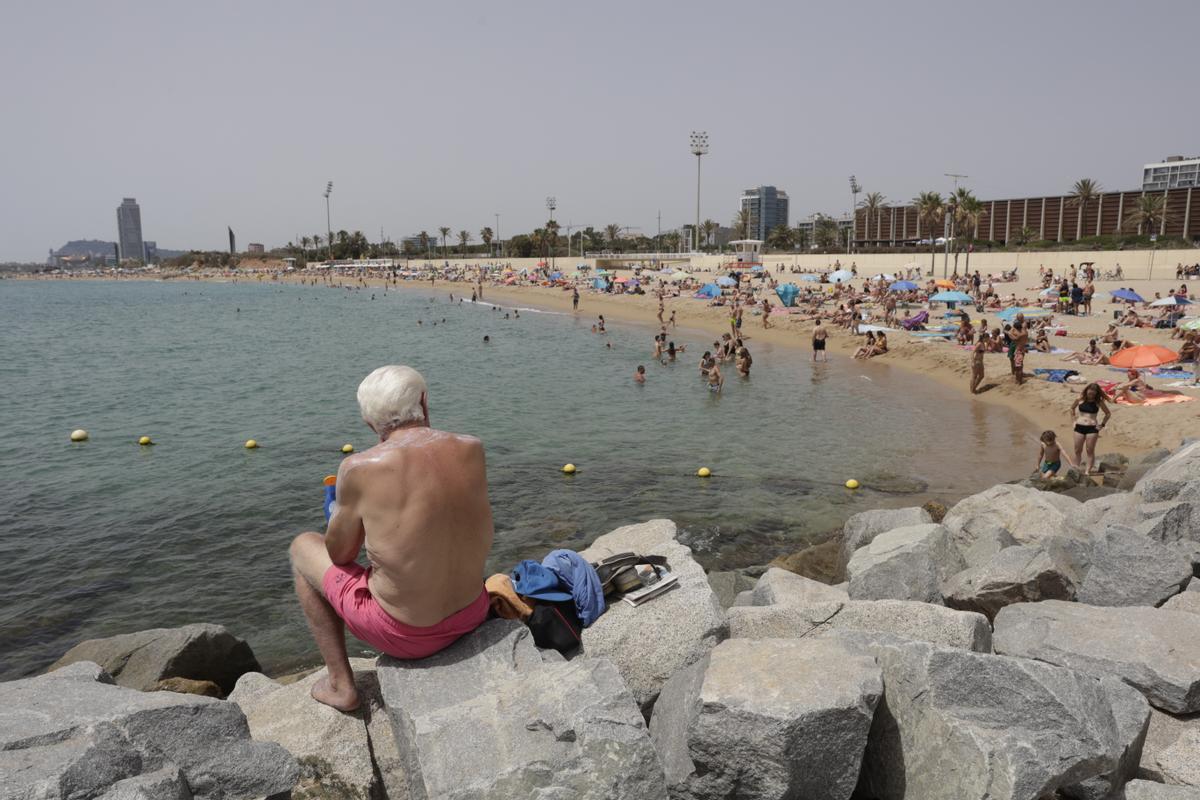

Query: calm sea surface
[0,279,1036,678]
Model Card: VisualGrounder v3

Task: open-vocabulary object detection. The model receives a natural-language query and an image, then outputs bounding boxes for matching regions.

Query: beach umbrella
[612,276,628,283]
[1179,318,1200,330]
[889,280,919,292]
[775,284,800,307]
[695,283,722,299]
[1110,289,1145,303]
[1149,295,1193,307]
[1039,287,1058,297]
[548,271,563,280]
[671,271,693,280]
[751,265,765,272]
[829,269,855,283]
[659,266,674,274]
[1108,345,1180,369]
[800,273,821,282]
[716,276,737,287]
[934,279,956,289]
[929,291,974,303]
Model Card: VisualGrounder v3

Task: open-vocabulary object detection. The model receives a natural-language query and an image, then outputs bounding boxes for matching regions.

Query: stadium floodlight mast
[323,181,333,262]
[848,175,861,254]
[690,131,709,252]
[546,197,557,269]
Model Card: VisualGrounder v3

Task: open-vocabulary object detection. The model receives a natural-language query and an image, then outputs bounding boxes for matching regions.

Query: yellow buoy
[845,479,860,490]
[244,439,259,449]
[341,443,354,454]
[697,467,712,478]
[138,436,153,446]
[562,463,577,474]
[70,429,89,442]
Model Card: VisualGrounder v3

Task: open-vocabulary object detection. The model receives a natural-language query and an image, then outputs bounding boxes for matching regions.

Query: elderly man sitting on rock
[289,365,494,711]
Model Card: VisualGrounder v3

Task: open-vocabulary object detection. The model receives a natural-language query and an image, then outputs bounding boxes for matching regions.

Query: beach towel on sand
[1034,368,1079,383]
[1097,380,1195,406]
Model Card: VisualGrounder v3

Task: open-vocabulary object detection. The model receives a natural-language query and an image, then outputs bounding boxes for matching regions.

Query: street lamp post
[848,176,861,255]
[494,213,501,259]
[690,132,708,253]
[323,181,333,262]
[943,195,957,278]
[546,196,557,271]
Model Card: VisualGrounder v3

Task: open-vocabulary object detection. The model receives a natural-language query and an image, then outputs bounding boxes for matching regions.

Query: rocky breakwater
[5,440,1200,799]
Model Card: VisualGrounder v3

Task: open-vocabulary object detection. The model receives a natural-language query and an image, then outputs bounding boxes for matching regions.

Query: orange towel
[485,573,532,621]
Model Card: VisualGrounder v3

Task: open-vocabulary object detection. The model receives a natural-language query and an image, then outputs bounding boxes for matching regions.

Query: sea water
[0,279,1036,677]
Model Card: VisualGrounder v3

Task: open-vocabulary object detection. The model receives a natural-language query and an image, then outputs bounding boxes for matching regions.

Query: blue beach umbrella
[889,280,919,292]
[716,276,737,287]
[1149,295,1192,307]
[829,269,855,283]
[997,306,1052,322]
[548,271,563,280]
[695,283,722,299]
[775,284,800,307]
[930,290,974,303]
[1110,289,1144,303]
[750,265,765,272]
[800,274,821,282]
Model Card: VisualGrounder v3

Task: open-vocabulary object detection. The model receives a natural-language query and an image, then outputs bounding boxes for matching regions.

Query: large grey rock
[944,544,1077,620]
[994,601,1200,713]
[839,506,932,567]
[1139,710,1200,787]
[1163,592,1200,615]
[706,570,755,609]
[1062,678,1151,800]
[1124,780,1200,799]
[960,525,1018,569]
[1081,492,1141,530]
[1136,501,1200,554]
[49,623,261,695]
[728,598,992,651]
[229,657,404,800]
[943,483,1084,552]
[377,619,667,799]
[97,767,190,800]
[1077,526,1193,607]
[578,519,727,710]
[0,660,298,800]
[749,567,848,606]
[853,635,1132,800]
[649,636,881,800]
[846,523,964,604]
[1136,441,1200,501]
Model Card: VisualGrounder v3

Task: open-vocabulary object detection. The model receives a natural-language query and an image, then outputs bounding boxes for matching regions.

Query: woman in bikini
[853,331,876,360]
[1069,383,1112,475]
[1061,339,1107,365]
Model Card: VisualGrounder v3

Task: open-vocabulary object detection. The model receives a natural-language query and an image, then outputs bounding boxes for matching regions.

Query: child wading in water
[1037,430,1074,478]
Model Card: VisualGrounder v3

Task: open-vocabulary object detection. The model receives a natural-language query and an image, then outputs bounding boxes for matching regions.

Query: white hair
[357,365,427,433]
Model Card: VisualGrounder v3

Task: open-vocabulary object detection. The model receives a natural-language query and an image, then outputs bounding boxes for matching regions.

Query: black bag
[525,599,582,653]
[591,552,669,598]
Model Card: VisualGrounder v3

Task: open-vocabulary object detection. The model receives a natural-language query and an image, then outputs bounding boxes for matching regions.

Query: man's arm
[325,458,366,565]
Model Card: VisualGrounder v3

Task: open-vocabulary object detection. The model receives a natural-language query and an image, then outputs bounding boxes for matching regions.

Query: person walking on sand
[970,330,989,394]
[812,320,829,362]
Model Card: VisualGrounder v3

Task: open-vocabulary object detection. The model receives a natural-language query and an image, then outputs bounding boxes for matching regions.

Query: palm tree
[1014,226,1038,246]
[812,215,840,251]
[545,220,560,258]
[733,208,751,240]
[955,193,985,275]
[914,191,944,275]
[1122,193,1171,238]
[1068,178,1102,241]
[300,236,311,260]
[701,219,718,251]
[479,227,494,255]
[767,224,794,251]
[861,192,886,244]
[604,224,621,252]
[458,230,471,258]
[793,224,810,252]
[664,231,682,252]
[418,230,431,258]
[438,227,451,260]
[312,234,324,260]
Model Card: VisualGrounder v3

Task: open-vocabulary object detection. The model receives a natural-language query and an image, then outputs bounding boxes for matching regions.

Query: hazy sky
[3,0,1197,261]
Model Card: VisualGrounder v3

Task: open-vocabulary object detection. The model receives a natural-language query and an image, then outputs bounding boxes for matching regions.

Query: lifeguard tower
[725,240,763,269]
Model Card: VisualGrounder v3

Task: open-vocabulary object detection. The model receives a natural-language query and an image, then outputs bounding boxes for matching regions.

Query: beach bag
[591,552,669,598]
[525,599,582,653]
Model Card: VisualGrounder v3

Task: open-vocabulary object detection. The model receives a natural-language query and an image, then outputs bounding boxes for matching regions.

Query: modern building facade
[1143,156,1200,191]
[740,186,789,241]
[855,186,1200,246]
[116,198,145,262]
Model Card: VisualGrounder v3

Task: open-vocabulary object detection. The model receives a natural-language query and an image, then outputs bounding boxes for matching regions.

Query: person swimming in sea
[634,365,646,383]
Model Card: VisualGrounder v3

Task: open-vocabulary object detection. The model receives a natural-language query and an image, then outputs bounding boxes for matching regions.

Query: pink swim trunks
[322,563,488,659]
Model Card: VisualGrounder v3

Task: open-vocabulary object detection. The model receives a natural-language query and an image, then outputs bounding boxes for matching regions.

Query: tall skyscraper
[739,186,789,241]
[117,198,145,263]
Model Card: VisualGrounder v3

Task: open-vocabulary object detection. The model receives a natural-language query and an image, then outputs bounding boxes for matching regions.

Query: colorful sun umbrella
[1149,295,1193,307]
[930,291,974,303]
[1110,289,1145,303]
[1108,345,1180,369]
[889,281,919,292]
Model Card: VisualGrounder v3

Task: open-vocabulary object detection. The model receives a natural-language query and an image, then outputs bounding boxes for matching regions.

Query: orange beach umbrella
[934,279,956,289]
[1108,345,1179,369]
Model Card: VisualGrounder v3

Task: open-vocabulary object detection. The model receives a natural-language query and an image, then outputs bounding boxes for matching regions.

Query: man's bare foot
[310,675,360,712]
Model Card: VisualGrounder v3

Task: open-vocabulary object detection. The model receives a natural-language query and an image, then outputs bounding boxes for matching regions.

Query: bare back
[334,427,493,627]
